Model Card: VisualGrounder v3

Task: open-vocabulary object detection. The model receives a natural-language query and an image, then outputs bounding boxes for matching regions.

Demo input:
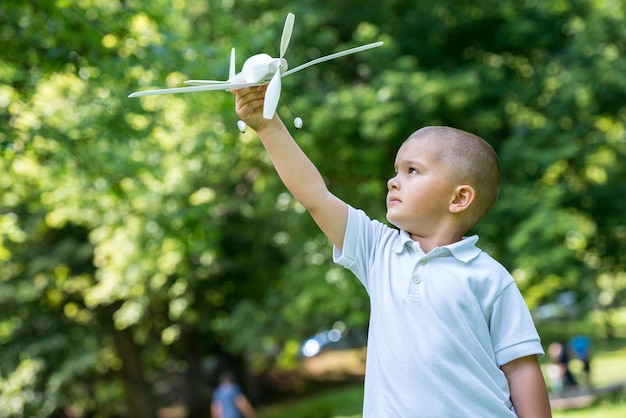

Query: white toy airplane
[129,13,383,132]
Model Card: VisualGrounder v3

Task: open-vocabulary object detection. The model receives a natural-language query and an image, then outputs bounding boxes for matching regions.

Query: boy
[233,85,551,417]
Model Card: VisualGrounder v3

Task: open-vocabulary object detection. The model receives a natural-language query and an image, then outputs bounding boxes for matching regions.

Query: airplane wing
[283,41,383,77]
[183,80,229,85]
[128,81,265,98]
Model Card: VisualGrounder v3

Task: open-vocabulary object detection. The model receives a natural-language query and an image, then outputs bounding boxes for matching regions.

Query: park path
[549,381,626,410]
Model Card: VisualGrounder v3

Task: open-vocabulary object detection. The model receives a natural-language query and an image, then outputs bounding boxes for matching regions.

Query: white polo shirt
[333,206,543,417]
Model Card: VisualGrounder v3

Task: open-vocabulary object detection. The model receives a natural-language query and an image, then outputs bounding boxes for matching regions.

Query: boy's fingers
[237,87,267,109]
[232,85,263,95]
[234,85,269,127]
[231,86,251,94]
[233,87,256,103]
[236,93,259,111]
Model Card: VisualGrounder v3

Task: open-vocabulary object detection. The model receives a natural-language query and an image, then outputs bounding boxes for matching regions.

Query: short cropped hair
[408,126,501,227]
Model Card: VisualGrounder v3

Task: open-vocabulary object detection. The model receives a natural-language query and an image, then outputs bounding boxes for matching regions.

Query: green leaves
[1,0,625,414]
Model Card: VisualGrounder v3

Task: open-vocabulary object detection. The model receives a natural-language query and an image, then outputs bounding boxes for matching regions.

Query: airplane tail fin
[229,48,236,81]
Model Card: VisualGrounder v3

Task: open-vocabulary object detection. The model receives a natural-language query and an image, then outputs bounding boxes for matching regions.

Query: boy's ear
[449,185,475,214]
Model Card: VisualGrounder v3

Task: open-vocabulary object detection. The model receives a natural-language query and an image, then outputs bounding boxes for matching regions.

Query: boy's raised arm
[234,86,348,250]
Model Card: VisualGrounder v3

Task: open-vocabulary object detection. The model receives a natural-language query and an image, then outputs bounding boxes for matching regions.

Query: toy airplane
[129,13,383,132]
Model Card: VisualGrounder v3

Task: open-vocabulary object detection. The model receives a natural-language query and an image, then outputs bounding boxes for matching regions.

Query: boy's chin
[386,213,401,229]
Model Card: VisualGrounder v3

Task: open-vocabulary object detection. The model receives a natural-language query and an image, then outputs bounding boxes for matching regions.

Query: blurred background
[1,0,625,417]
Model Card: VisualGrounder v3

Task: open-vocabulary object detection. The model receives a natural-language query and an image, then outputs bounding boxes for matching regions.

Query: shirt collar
[393,231,481,263]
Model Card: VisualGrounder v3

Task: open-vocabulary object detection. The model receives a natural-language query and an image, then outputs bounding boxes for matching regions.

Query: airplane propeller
[263,12,294,120]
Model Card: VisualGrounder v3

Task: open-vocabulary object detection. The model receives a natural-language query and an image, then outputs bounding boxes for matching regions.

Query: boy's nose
[388,177,399,190]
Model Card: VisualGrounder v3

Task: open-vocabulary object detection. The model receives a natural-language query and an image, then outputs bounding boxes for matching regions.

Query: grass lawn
[551,344,626,418]
[258,383,626,418]
[258,384,363,418]
[258,339,626,418]
[553,400,626,418]
[258,384,626,418]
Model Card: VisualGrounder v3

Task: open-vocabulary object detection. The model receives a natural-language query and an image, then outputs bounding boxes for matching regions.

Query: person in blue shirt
[569,334,592,387]
[211,371,256,418]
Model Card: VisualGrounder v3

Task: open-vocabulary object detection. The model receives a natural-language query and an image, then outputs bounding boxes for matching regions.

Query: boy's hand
[233,85,273,132]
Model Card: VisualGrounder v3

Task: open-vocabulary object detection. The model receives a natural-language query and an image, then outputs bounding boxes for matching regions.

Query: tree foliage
[1,0,625,416]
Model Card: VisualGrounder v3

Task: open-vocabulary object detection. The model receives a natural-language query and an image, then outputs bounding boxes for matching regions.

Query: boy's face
[386,137,457,235]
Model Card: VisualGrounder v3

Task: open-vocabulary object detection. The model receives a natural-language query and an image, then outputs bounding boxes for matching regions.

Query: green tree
[1,0,625,416]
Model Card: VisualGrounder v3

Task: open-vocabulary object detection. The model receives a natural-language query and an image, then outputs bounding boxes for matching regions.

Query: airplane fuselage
[234,54,288,84]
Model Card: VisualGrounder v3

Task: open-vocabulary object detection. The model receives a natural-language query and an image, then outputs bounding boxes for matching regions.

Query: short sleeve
[490,283,544,365]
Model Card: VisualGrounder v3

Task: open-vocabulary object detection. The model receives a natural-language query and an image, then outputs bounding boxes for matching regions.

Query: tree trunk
[111,327,158,418]
[185,329,212,418]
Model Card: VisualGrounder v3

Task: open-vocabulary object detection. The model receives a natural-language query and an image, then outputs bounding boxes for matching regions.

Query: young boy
[233,85,551,417]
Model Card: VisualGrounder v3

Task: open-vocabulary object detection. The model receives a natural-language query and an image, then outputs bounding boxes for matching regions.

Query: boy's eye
[408,167,418,174]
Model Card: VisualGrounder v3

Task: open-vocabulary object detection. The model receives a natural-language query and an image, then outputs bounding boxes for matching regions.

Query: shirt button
[413,275,422,284]
[419,259,427,265]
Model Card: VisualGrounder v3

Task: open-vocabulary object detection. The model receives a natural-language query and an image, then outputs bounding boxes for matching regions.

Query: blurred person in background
[211,371,256,418]
[569,335,592,388]
[547,341,577,394]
